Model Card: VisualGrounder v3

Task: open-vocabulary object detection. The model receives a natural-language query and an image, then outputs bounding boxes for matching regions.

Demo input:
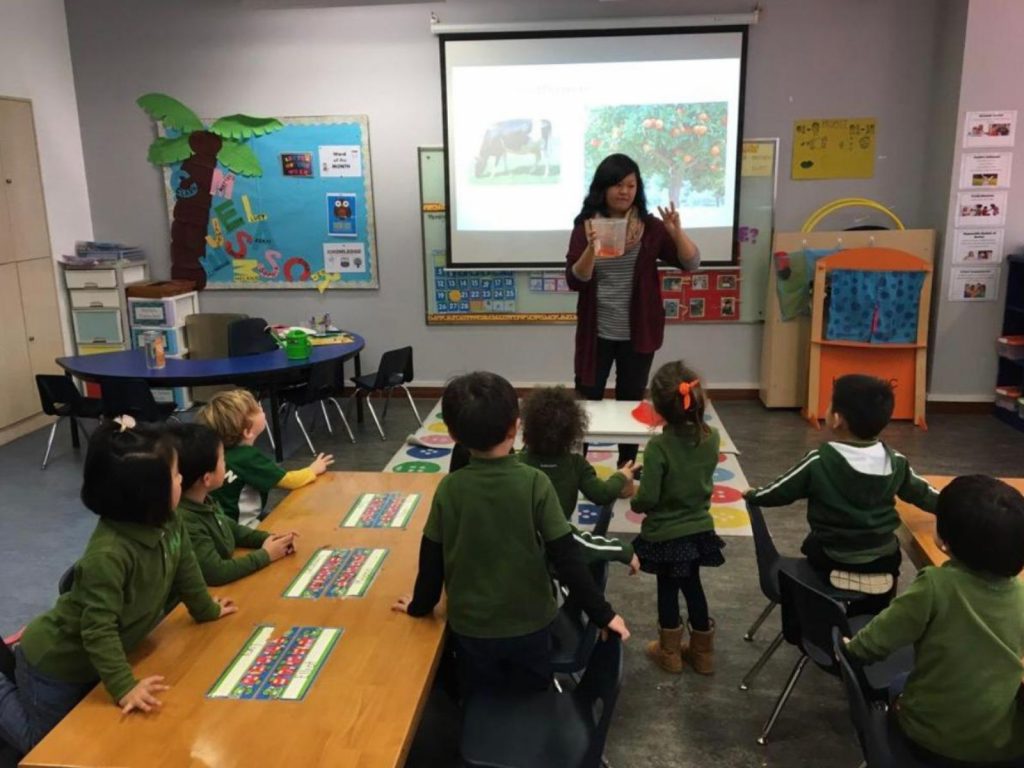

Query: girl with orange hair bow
[631,361,724,676]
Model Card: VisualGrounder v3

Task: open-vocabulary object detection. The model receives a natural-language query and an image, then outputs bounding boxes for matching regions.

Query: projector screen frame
[438,24,749,270]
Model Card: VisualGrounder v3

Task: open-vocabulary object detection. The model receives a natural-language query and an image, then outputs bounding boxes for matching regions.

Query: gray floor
[1,398,1021,767]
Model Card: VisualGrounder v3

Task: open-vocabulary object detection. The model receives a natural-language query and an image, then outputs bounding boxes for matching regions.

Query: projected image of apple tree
[584,102,728,208]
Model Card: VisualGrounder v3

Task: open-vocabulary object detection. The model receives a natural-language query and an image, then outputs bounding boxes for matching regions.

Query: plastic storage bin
[996,386,1022,411]
[997,336,1024,360]
[128,292,198,327]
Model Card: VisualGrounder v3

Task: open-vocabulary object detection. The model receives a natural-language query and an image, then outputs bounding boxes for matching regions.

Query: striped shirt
[595,240,641,340]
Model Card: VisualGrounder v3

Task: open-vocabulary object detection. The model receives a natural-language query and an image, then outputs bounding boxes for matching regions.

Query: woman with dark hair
[565,153,701,466]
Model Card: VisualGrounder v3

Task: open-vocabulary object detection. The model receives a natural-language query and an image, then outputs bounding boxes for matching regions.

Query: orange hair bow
[677,380,700,411]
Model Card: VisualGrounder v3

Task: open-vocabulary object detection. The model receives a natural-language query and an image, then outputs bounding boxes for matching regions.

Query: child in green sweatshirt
[0,419,237,760]
[198,389,333,527]
[519,386,639,573]
[170,423,298,586]
[846,475,1024,765]
[745,374,938,600]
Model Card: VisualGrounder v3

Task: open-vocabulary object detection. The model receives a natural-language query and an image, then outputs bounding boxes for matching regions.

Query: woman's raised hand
[657,201,682,235]
[584,219,600,252]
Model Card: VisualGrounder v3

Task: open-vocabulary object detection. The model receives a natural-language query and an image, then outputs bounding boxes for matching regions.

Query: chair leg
[401,385,423,425]
[739,630,784,691]
[382,387,393,419]
[365,396,386,441]
[328,398,356,444]
[41,418,62,470]
[294,410,317,456]
[263,405,276,451]
[319,401,334,435]
[757,653,809,745]
[745,601,778,642]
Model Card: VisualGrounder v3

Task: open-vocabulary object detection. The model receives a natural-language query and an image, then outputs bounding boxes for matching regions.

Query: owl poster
[326,193,357,237]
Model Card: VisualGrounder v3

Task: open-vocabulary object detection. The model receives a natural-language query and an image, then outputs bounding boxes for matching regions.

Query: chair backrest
[747,502,782,603]
[575,635,624,768]
[227,318,278,357]
[373,346,413,388]
[833,628,895,767]
[304,360,342,402]
[779,569,853,670]
[101,379,165,422]
[58,564,75,595]
[186,313,247,359]
[36,375,82,416]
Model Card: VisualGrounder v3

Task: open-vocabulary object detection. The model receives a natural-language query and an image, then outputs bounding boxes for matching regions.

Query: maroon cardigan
[565,215,688,387]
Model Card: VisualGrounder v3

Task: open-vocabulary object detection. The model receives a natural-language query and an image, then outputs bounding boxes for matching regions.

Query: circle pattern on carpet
[391,460,442,473]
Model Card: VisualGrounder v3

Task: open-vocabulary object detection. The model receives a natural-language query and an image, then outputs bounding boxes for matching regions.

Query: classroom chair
[740,502,868,691]
[35,375,103,470]
[551,561,609,678]
[757,570,913,745]
[100,379,177,423]
[0,638,13,683]
[349,346,422,440]
[280,359,354,455]
[226,316,285,450]
[460,635,623,768]
[185,312,246,404]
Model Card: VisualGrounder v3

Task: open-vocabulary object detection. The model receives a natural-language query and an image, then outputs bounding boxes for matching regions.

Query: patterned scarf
[624,207,645,251]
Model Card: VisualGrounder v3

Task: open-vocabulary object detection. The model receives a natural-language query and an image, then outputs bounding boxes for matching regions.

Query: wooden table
[896,476,1024,569]
[22,472,445,768]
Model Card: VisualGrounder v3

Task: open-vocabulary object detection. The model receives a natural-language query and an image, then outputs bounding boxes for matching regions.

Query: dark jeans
[576,338,655,466]
[451,625,552,698]
[656,570,710,631]
[0,646,94,757]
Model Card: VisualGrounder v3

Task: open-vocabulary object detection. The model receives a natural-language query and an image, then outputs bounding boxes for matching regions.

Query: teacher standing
[565,153,701,466]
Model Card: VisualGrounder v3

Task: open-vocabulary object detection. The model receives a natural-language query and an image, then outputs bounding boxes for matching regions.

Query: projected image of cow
[472,118,560,183]
[584,102,728,209]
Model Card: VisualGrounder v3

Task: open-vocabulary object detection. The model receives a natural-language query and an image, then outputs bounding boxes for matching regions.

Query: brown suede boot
[646,626,684,673]
[682,620,715,675]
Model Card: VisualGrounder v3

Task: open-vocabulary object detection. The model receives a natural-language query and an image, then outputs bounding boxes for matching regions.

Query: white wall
[65,0,945,388]
[0,0,93,353]
[929,0,1024,399]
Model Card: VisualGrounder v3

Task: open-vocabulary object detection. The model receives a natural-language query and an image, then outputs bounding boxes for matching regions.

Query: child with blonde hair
[197,390,332,527]
[632,361,723,675]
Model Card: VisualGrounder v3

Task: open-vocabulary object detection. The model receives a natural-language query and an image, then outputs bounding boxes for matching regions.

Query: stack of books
[60,241,145,265]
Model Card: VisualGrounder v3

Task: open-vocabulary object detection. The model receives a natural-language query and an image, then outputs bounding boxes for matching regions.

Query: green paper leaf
[217,140,262,176]
[209,115,284,140]
[146,135,193,166]
[136,93,204,133]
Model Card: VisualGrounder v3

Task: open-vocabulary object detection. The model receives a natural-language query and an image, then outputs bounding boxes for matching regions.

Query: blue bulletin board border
[160,115,379,291]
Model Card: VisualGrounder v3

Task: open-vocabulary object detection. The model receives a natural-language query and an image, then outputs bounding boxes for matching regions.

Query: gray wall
[66,0,945,387]
[929,0,1024,399]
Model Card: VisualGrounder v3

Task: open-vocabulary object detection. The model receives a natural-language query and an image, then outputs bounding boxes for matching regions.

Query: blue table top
[57,333,365,387]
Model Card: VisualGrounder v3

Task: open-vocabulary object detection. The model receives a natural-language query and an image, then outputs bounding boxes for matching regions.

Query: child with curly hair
[519,386,638,572]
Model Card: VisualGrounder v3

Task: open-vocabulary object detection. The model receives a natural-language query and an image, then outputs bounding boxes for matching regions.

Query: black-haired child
[846,476,1024,765]
[632,361,724,675]
[745,374,938,601]
[170,423,298,586]
[0,419,237,760]
[393,371,630,695]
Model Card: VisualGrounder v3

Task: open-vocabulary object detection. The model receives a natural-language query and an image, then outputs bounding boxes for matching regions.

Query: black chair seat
[462,690,594,768]
[351,372,404,390]
[550,607,593,674]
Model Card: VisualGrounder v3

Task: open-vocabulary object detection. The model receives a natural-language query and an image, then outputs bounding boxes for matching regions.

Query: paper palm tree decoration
[137,93,283,288]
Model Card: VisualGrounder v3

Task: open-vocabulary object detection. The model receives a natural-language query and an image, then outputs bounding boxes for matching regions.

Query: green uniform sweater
[177,496,271,586]
[631,425,720,542]
[519,451,633,565]
[745,441,938,564]
[211,444,286,525]
[423,454,572,638]
[848,560,1024,763]
[19,513,220,702]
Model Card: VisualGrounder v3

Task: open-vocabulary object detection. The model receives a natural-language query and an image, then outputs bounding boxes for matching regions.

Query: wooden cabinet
[0,97,66,444]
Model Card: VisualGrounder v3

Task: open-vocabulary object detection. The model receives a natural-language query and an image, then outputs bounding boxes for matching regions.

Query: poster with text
[948,266,1000,302]
[963,110,1016,148]
[954,228,1005,264]
[792,117,875,179]
[959,152,1013,189]
[955,190,1007,227]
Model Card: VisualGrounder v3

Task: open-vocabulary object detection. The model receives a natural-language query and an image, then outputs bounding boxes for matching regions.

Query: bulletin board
[419,139,776,324]
[161,116,378,291]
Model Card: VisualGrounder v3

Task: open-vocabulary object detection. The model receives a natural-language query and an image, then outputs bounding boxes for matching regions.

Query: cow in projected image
[474,119,552,178]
